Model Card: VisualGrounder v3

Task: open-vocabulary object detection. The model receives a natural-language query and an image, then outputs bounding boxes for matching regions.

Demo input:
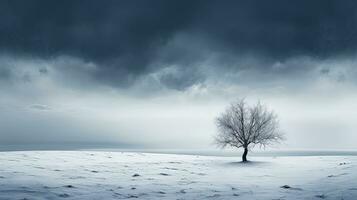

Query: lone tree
[215,99,284,162]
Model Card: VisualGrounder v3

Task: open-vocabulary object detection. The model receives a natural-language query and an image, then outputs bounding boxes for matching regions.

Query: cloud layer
[2,0,357,90]
[1,1,357,149]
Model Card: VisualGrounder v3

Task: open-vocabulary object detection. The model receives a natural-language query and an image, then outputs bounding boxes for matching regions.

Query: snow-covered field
[0,151,356,200]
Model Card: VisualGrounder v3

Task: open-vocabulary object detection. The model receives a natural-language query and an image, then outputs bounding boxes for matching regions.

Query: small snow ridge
[179,189,186,194]
[280,185,303,191]
[327,173,348,178]
[207,194,220,198]
[315,194,326,199]
[58,193,70,198]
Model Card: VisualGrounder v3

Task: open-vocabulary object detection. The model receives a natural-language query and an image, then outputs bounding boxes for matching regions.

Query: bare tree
[215,99,284,162]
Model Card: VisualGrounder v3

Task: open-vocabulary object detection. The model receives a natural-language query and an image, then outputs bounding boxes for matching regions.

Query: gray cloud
[0,68,11,80]
[29,104,51,111]
[1,0,357,90]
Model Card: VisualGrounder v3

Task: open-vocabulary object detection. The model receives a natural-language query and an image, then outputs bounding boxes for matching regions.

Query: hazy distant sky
[1,0,357,150]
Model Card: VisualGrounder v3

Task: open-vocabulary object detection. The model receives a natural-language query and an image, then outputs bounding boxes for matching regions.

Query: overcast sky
[1,0,357,150]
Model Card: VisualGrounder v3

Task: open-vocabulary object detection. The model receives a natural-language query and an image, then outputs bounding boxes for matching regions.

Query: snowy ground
[0,151,356,200]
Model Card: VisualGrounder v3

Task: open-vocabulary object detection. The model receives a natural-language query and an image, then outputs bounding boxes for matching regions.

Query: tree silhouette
[215,99,284,162]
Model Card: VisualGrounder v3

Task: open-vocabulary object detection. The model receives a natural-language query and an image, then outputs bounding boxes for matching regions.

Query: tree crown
[215,99,284,149]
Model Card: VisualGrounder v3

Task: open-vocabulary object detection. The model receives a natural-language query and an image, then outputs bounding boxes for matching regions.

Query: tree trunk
[242,147,248,162]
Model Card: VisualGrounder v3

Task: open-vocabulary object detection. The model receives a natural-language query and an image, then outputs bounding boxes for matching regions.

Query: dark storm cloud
[195,0,357,58]
[1,0,357,89]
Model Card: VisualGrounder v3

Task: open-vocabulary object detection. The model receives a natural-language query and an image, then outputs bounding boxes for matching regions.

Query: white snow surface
[0,151,356,200]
